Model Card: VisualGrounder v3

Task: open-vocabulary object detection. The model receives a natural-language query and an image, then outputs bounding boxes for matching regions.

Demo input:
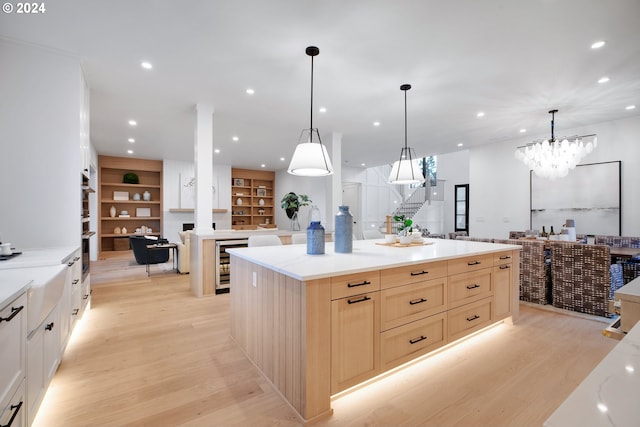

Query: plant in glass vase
[280,192,311,231]
[393,214,413,244]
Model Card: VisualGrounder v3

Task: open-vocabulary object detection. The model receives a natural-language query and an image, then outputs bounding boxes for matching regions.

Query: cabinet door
[493,263,512,321]
[331,292,379,393]
[43,306,61,383]
[0,293,26,408]
[448,269,492,308]
[27,327,44,425]
[0,380,26,427]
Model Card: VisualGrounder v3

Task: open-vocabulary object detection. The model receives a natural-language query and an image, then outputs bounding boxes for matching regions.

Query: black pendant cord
[310,53,314,142]
[404,88,408,150]
[549,109,558,141]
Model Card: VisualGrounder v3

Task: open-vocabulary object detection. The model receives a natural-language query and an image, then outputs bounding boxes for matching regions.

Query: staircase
[390,180,444,234]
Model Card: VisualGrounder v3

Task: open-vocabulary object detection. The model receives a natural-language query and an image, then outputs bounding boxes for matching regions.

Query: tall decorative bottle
[334,206,353,253]
[307,221,325,255]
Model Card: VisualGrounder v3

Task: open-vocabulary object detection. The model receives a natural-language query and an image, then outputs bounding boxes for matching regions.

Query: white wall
[275,170,329,231]
[163,159,231,242]
[0,40,82,249]
[469,114,640,238]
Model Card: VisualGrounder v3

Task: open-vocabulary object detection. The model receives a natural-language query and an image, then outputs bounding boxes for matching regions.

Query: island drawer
[448,269,492,308]
[380,312,447,371]
[380,260,448,290]
[447,253,494,276]
[380,277,447,331]
[493,251,514,265]
[448,297,493,342]
[331,272,381,300]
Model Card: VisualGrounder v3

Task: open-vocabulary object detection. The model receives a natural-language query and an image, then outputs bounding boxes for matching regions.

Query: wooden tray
[376,241,434,248]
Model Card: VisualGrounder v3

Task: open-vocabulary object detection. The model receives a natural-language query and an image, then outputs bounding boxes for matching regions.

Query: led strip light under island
[228,238,521,424]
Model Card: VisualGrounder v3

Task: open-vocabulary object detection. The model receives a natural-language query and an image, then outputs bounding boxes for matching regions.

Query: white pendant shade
[388,158,423,184]
[288,131,333,176]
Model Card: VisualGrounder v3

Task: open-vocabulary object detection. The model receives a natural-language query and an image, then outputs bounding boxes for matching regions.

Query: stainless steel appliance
[215,239,248,294]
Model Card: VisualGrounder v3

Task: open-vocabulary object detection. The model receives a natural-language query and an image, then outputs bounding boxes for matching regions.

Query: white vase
[236,198,243,205]
[110,205,116,218]
[258,198,265,206]
[143,191,151,201]
[121,226,127,234]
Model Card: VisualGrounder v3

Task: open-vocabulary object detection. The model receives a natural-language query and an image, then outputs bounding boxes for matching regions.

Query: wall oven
[81,174,95,282]
[215,239,248,294]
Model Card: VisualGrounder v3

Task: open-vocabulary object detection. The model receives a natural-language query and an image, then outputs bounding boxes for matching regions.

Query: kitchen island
[229,238,520,424]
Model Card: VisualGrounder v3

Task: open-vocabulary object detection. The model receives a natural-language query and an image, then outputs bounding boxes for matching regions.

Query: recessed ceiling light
[591,41,606,49]
[127,149,133,154]
[232,136,239,141]
[373,121,380,127]
[246,88,255,95]
[519,129,527,133]
[319,107,327,113]
[128,120,137,126]
[626,105,636,110]
[477,112,485,118]
[141,61,153,69]
[597,403,608,413]
[625,365,635,373]
[457,143,464,147]
[361,163,366,167]
[128,138,135,143]
[214,148,220,154]
[598,76,610,84]
[260,164,266,168]
[280,157,285,161]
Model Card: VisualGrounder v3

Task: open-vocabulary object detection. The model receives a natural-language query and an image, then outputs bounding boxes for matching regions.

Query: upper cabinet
[80,71,91,178]
[98,156,163,254]
[231,168,276,230]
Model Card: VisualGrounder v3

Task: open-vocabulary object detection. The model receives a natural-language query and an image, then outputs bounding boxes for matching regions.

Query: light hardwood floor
[32,251,617,427]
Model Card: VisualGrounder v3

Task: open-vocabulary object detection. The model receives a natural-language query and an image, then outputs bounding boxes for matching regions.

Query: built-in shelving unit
[98,155,163,254]
[231,168,276,230]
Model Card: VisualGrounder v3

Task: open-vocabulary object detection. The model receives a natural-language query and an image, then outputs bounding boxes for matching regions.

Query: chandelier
[514,109,597,180]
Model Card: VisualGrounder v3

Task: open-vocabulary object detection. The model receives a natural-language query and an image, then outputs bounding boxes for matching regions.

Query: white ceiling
[1,0,639,171]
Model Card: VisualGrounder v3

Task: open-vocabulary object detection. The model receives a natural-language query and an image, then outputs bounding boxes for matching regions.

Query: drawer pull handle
[410,270,429,276]
[68,261,74,267]
[83,294,90,299]
[499,255,511,260]
[409,335,427,344]
[74,256,80,262]
[347,280,371,288]
[499,265,511,270]
[466,314,480,322]
[72,308,80,316]
[72,279,80,285]
[2,401,23,427]
[466,284,480,290]
[45,322,55,331]
[0,305,24,323]
[348,296,371,305]
[467,261,481,266]
[409,298,428,305]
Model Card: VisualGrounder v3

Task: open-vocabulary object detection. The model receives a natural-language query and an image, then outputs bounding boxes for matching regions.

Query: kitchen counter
[229,238,521,424]
[0,246,79,270]
[544,318,640,427]
[0,269,31,307]
[228,238,520,281]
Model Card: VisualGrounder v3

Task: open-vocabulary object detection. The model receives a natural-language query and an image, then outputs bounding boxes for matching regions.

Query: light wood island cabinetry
[229,239,520,425]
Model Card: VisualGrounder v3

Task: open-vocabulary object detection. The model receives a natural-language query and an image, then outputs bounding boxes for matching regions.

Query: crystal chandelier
[514,109,597,180]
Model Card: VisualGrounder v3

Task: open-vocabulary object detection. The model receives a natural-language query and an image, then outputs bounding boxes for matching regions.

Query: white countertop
[544,320,640,427]
[0,269,31,308]
[228,238,520,281]
[196,229,302,240]
[0,246,79,270]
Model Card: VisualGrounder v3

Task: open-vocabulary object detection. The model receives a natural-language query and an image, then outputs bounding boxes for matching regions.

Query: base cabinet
[331,292,380,393]
[0,381,26,427]
[0,293,26,413]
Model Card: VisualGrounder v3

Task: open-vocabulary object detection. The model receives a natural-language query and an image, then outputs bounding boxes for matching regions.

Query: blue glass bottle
[307,221,325,254]
[334,206,353,253]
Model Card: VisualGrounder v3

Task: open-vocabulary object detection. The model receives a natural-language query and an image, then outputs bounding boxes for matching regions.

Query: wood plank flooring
[32,252,617,427]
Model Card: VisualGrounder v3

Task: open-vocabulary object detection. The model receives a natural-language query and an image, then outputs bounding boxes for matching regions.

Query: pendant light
[287,46,334,176]
[514,109,597,180]
[388,84,424,184]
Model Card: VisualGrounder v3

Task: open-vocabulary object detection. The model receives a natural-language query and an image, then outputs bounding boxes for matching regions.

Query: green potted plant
[280,192,311,219]
[393,214,413,236]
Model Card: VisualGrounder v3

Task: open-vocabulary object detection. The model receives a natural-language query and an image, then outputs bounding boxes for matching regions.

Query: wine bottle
[540,226,547,237]
[549,226,555,236]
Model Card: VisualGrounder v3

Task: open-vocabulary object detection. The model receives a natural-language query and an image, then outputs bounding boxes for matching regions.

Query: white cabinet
[0,292,26,412]
[0,380,26,427]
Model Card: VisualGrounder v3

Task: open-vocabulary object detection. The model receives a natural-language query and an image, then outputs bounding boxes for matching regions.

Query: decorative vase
[143,190,151,201]
[258,198,265,206]
[236,198,243,205]
[307,221,325,255]
[132,193,141,201]
[110,205,116,218]
[121,226,127,234]
[334,206,353,253]
[290,211,300,231]
[114,226,121,234]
